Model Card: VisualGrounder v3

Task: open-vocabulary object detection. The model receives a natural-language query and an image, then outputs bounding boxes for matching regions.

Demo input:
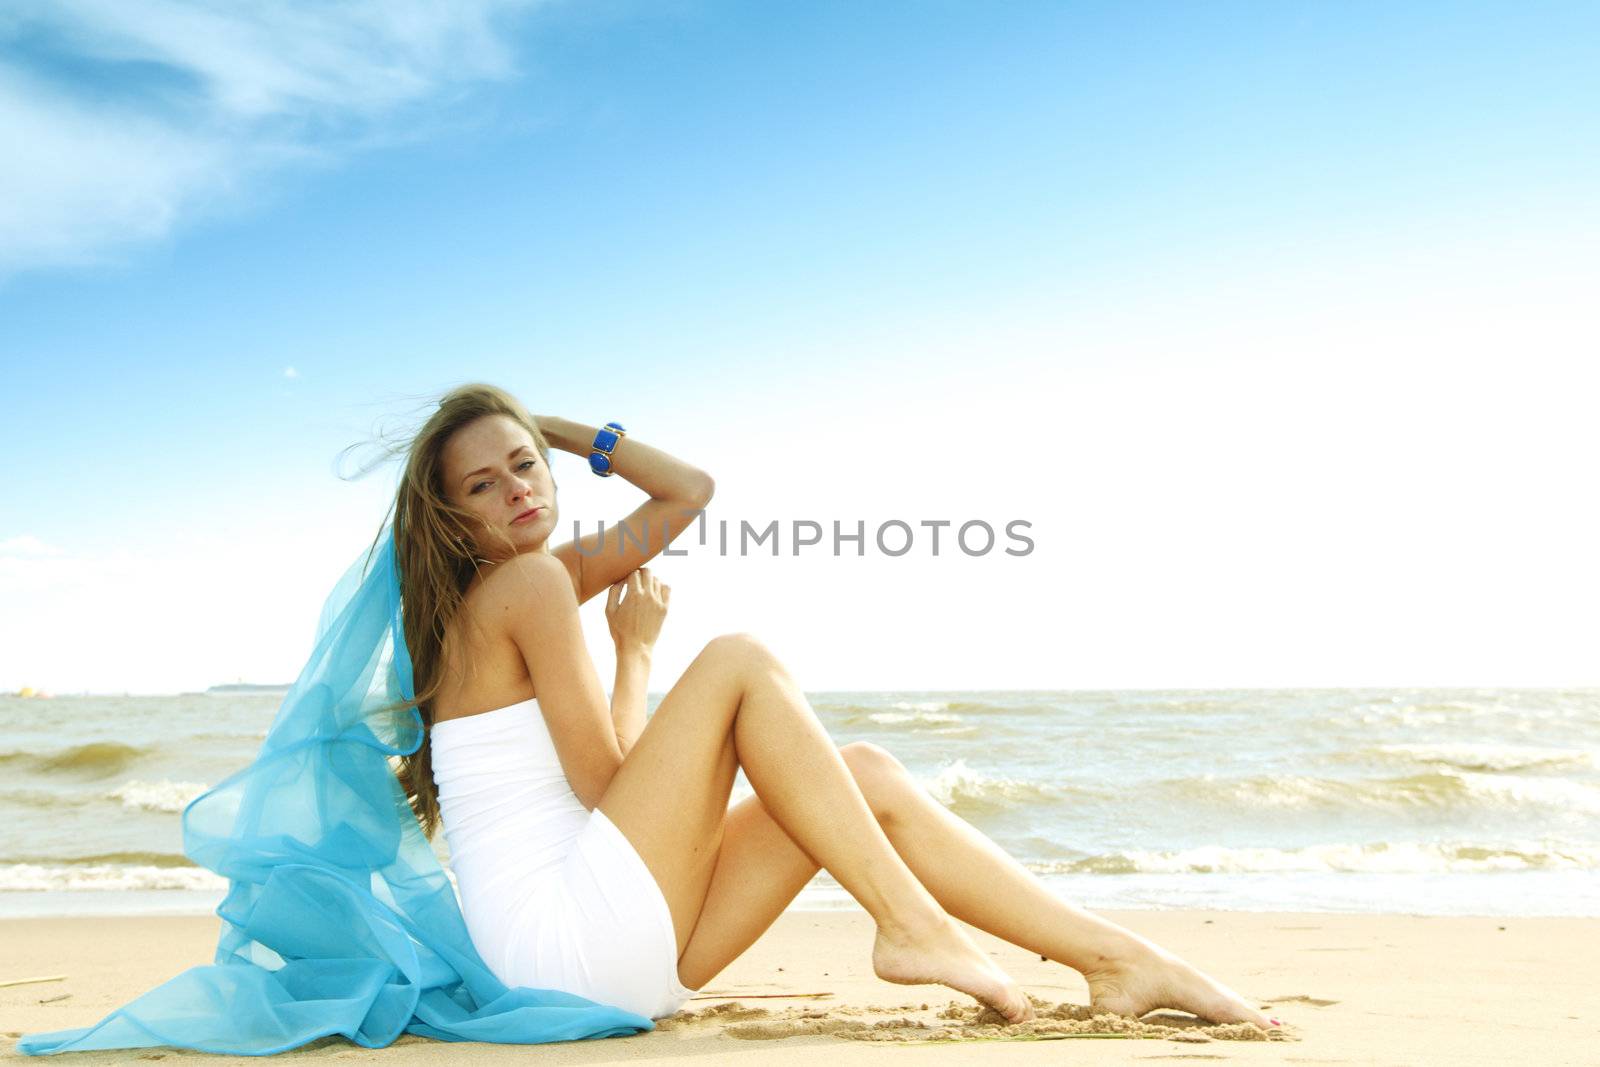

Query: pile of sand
[656,994,1299,1044]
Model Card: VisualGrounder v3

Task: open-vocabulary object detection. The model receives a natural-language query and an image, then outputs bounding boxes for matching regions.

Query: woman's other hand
[605,565,669,653]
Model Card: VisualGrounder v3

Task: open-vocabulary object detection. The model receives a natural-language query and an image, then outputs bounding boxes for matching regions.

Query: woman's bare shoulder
[475,552,579,621]
[436,566,546,721]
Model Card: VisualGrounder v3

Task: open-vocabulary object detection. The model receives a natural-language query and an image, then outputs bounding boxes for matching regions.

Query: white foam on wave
[1188,769,1600,815]
[1373,742,1597,773]
[1456,770,1600,815]
[887,701,950,713]
[104,779,211,813]
[3,862,460,896]
[0,863,228,892]
[920,758,1059,808]
[867,710,964,726]
[1042,840,1600,875]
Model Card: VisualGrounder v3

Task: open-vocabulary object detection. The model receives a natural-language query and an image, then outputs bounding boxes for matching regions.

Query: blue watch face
[589,451,613,474]
[593,428,620,452]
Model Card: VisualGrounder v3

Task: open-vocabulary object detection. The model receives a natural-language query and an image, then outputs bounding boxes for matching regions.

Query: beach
[4,906,1595,1064]
[4,687,1597,1063]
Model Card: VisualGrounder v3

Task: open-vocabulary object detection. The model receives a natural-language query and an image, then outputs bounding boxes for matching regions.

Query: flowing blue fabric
[17,526,653,1055]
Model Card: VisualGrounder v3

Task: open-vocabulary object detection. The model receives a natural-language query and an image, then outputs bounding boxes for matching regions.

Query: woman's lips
[512,507,543,525]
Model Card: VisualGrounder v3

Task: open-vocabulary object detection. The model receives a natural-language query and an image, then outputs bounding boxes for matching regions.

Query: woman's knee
[840,741,910,818]
[840,740,903,775]
[700,631,780,674]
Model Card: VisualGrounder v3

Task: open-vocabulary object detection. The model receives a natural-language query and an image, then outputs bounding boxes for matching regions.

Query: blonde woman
[392,382,1277,1031]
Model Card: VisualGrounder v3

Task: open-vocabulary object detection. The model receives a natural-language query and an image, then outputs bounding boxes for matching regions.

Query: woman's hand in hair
[605,565,669,654]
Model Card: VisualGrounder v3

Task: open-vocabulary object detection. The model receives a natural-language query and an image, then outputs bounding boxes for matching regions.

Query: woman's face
[441,414,557,562]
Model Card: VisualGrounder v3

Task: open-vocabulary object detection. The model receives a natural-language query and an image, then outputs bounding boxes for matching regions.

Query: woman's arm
[604,567,669,757]
[541,415,714,605]
[610,644,650,757]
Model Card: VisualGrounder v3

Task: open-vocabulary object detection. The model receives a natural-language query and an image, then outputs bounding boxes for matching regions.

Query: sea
[1,688,1596,920]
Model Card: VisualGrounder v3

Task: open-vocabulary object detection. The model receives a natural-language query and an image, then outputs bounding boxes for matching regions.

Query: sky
[2,0,1597,695]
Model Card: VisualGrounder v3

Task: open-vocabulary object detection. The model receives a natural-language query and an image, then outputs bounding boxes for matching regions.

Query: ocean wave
[0,861,227,892]
[919,759,1079,815]
[1,850,195,867]
[867,710,965,727]
[1366,742,1597,773]
[1033,841,1600,876]
[884,699,1009,715]
[1453,771,1600,814]
[0,741,149,777]
[0,788,97,810]
[1396,701,1483,715]
[1168,770,1600,815]
[1348,699,1491,728]
[821,699,1009,723]
[104,779,210,814]
[825,704,971,729]
[1343,696,1591,729]
[0,856,461,895]
[887,700,950,713]
[943,700,1014,716]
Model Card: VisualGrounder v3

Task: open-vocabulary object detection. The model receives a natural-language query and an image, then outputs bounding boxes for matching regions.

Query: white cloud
[0,534,65,556]
[0,0,541,280]
[283,365,299,379]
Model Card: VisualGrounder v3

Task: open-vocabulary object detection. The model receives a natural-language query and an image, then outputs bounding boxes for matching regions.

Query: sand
[2,907,1594,1064]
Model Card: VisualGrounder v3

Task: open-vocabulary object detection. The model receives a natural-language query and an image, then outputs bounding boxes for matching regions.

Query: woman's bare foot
[1082,942,1278,1031]
[871,914,1035,1023]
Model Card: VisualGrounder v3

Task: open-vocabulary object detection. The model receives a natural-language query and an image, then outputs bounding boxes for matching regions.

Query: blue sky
[2,0,1597,693]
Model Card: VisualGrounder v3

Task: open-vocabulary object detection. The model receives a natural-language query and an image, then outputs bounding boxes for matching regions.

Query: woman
[393,383,1277,1030]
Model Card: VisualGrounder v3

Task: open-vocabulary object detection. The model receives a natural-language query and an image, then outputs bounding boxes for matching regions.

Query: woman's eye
[469,460,532,493]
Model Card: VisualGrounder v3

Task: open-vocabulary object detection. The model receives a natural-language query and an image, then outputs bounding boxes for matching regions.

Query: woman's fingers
[617,566,668,606]
[607,581,622,612]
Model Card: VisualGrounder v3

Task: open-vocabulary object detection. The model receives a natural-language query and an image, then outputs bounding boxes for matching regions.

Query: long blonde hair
[374,383,552,838]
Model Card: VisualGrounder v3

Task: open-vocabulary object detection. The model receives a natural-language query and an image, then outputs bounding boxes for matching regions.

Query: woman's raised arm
[541,415,714,605]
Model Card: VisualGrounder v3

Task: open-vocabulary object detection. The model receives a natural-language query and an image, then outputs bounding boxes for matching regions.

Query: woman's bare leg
[597,633,1034,1022]
[676,743,1274,1030]
[673,790,821,987]
[849,744,1274,1029]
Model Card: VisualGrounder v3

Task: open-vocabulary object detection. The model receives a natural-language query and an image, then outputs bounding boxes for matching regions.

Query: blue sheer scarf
[18,526,653,1055]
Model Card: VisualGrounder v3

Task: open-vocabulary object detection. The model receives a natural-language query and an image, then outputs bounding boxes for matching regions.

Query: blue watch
[588,421,627,476]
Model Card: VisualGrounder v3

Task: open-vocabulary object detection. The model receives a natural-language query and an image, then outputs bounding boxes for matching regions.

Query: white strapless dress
[429,696,698,1020]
